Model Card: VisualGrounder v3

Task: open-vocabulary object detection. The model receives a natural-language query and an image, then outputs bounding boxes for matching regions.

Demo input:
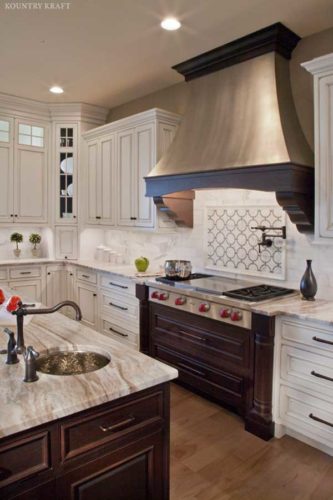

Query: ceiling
[1,0,332,109]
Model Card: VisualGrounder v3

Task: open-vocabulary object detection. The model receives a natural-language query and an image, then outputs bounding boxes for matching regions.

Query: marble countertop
[0,312,178,438]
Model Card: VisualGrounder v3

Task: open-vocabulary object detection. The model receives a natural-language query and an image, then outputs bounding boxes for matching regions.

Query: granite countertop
[0,312,178,438]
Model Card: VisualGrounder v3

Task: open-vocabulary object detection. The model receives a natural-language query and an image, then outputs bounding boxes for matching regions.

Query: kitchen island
[0,310,178,500]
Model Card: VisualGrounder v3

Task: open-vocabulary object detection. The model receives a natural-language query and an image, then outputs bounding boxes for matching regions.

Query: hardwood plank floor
[170,384,333,500]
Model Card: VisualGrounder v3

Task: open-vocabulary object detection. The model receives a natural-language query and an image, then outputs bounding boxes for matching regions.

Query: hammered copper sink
[35,346,111,376]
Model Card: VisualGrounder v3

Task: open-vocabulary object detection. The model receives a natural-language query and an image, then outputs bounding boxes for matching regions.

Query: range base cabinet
[0,384,170,500]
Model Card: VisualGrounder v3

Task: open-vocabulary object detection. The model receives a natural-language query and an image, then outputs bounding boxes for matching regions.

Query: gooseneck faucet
[12,301,82,352]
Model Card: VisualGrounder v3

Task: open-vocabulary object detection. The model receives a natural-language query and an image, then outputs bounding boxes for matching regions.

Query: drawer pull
[312,336,333,346]
[99,416,135,433]
[81,274,90,279]
[109,281,128,289]
[309,413,333,428]
[96,216,101,219]
[109,327,128,338]
[109,302,128,311]
[179,330,206,342]
[311,370,333,382]
[20,271,31,275]
[177,362,205,377]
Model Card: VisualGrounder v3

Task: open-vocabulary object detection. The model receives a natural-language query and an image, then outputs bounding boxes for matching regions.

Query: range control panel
[149,287,251,330]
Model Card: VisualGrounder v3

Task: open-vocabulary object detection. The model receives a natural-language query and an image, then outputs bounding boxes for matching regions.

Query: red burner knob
[230,310,243,321]
[199,303,210,313]
[151,291,160,299]
[220,308,231,318]
[175,297,186,306]
[159,292,169,301]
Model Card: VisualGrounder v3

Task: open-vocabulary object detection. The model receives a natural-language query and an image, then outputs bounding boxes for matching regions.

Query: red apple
[6,295,22,313]
[0,289,5,305]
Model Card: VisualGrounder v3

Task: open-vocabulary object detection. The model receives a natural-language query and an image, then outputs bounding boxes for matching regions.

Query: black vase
[300,260,317,300]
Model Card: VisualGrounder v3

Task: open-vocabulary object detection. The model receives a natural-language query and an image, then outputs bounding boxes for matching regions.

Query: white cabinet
[55,124,78,224]
[274,316,333,456]
[302,54,333,241]
[9,279,42,302]
[55,226,78,260]
[76,280,98,329]
[86,134,116,225]
[0,117,14,223]
[46,264,66,306]
[83,109,180,230]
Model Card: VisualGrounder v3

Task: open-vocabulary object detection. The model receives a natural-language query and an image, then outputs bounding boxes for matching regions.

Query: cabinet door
[46,265,66,306]
[55,226,78,260]
[9,279,42,302]
[57,432,166,500]
[14,121,48,223]
[117,129,136,226]
[86,139,99,224]
[99,135,115,225]
[56,124,78,224]
[136,123,155,228]
[76,282,98,329]
[0,117,14,223]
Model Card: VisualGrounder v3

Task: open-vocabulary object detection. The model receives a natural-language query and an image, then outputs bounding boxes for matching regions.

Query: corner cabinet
[83,109,181,230]
[0,117,49,224]
[302,53,333,241]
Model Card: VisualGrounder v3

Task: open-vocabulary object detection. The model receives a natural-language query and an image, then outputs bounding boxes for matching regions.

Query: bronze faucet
[12,301,82,353]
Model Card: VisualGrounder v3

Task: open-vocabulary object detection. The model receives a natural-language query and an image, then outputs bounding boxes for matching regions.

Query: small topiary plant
[10,232,23,250]
[29,233,42,249]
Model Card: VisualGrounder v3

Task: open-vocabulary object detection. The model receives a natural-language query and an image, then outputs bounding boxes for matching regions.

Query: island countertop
[0,311,178,439]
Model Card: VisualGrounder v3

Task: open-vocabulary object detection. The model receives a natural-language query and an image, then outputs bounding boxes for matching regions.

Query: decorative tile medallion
[205,206,286,279]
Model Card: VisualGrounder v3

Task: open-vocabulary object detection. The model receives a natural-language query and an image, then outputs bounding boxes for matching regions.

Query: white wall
[80,188,333,300]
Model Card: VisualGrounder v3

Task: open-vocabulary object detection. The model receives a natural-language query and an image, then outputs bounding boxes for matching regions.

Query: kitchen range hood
[146,23,314,233]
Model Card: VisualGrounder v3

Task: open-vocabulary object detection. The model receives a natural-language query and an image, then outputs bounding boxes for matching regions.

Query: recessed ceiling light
[49,86,64,94]
[161,17,181,31]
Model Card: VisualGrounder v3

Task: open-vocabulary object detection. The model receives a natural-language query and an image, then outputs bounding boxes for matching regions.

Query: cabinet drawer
[101,318,138,349]
[100,274,135,296]
[281,345,333,400]
[151,307,250,372]
[76,268,97,284]
[281,319,333,355]
[0,431,51,488]
[101,290,139,332]
[61,391,164,461]
[280,385,333,447]
[10,266,41,279]
[0,268,8,281]
[153,343,244,408]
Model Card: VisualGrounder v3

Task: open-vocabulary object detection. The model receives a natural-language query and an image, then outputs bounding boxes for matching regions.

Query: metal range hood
[146,23,315,233]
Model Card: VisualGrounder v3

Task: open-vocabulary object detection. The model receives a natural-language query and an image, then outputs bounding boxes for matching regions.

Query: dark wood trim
[172,23,300,81]
[245,313,275,441]
[136,284,150,355]
[145,164,314,233]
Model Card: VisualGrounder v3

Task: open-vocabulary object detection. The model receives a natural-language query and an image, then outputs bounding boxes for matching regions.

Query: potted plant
[10,232,23,258]
[29,233,42,257]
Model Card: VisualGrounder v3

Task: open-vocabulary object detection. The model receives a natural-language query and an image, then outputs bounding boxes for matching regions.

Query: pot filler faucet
[251,225,286,253]
[12,300,82,353]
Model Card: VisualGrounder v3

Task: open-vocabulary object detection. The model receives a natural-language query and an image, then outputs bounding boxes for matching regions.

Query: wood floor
[169,383,333,500]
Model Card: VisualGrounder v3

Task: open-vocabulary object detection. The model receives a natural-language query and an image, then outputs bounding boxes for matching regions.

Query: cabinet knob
[47,272,51,275]
[73,215,76,219]
[14,214,18,217]
[93,293,97,297]
[10,214,13,217]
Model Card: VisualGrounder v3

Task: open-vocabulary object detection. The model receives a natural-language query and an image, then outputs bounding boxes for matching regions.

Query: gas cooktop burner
[223,284,294,302]
[156,273,212,285]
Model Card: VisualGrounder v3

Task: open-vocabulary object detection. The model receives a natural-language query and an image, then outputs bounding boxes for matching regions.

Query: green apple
[135,256,149,272]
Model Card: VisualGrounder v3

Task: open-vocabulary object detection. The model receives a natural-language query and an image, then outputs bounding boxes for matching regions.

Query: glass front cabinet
[55,124,78,224]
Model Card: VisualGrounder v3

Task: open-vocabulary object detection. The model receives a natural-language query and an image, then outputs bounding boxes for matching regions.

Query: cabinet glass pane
[19,124,31,135]
[58,139,74,219]
[32,126,44,137]
[0,120,9,132]
[19,134,31,145]
[0,131,9,142]
[32,136,43,147]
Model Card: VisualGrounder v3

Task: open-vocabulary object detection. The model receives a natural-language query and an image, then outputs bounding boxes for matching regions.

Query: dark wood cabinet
[149,303,253,416]
[0,384,170,500]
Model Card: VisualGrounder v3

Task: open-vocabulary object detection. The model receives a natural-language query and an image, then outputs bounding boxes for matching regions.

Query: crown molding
[0,93,109,125]
[82,108,181,140]
[302,53,333,75]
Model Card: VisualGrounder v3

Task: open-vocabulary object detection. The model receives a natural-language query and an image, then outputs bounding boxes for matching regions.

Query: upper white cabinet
[83,109,180,230]
[55,124,78,224]
[303,53,333,241]
[0,117,48,224]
